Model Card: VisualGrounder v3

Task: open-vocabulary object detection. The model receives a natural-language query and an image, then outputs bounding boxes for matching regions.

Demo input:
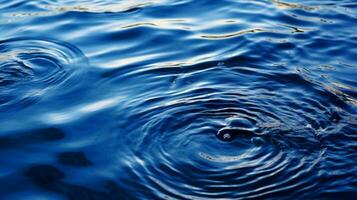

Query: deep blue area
[0,0,356,199]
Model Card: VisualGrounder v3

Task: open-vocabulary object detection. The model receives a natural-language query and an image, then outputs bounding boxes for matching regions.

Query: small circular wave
[0,37,88,109]
[114,62,344,199]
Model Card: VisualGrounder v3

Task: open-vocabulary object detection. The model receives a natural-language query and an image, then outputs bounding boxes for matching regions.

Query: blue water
[0,0,356,199]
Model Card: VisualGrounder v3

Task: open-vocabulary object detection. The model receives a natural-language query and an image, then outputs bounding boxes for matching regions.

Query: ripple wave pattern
[0,0,356,199]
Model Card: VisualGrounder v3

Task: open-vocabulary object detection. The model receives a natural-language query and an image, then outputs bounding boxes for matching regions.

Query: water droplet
[223,133,231,140]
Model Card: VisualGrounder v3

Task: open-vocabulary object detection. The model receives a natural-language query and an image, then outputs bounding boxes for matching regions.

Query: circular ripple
[0,37,88,109]
[113,62,347,199]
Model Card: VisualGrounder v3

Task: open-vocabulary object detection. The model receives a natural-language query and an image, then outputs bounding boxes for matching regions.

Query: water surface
[0,0,356,199]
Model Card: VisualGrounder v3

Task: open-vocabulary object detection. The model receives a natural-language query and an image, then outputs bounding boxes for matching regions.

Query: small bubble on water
[223,133,231,140]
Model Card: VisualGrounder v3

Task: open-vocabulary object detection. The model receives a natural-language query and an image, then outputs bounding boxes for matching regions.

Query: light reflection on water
[0,0,356,199]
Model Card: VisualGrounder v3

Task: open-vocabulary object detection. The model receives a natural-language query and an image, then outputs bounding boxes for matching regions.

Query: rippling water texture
[0,0,356,199]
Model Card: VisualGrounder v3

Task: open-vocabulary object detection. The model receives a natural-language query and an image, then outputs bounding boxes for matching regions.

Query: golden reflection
[270,0,315,11]
[324,85,357,106]
[297,67,357,106]
[332,82,357,92]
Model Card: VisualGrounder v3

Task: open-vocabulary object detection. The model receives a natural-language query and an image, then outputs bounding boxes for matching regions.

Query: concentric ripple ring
[0,37,88,109]
[111,60,349,199]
